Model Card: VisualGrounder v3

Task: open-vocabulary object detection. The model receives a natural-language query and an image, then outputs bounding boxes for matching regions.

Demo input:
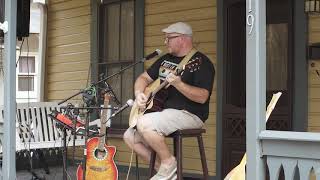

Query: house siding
[46,0,217,176]
[46,0,91,102]
[308,16,320,133]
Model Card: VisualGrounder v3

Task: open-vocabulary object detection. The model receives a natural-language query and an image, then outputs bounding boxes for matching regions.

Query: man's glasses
[164,35,181,43]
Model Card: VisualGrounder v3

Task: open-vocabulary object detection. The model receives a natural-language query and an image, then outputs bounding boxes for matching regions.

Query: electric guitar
[224,92,282,180]
[129,58,202,128]
[77,94,118,180]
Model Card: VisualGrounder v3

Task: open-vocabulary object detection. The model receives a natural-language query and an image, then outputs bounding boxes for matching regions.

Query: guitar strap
[156,48,197,89]
[176,47,198,69]
[162,48,197,88]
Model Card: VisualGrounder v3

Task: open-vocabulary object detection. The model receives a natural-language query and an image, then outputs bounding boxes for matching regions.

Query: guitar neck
[151,81,169,97]
[98,96,110,150]
[266,92,282,122]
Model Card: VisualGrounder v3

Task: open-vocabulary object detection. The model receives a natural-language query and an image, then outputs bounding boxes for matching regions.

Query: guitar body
[77,137,118,180]
[129,79,168,127]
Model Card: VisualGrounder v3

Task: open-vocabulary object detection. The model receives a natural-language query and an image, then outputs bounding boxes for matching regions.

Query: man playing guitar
[124,22,215,180]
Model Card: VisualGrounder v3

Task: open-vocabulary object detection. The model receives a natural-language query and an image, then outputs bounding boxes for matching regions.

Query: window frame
[94,0,144,132]
[16,52,39,102]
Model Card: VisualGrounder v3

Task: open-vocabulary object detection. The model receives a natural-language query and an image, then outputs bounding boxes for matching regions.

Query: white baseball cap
[162,22,193,36]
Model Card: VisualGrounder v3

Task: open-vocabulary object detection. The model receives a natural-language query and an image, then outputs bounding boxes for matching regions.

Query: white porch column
[2,0,17,179]
[246,0,266,179]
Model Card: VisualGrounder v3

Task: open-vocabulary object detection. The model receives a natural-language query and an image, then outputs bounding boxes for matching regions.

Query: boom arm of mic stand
[94,58,145,85]
[58,58,144,105]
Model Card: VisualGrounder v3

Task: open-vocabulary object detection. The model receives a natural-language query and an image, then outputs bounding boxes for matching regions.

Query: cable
[86,61,91,88]
[25,37,36,179]
[126,129,140,180]
[59,126,72,180]
[126,148,134,180]
[15,37,45,180]
[0,40,3,75]
[15,37,25,67]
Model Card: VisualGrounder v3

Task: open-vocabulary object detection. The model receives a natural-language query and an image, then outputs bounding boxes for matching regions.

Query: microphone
[144,49,162,61]
[110,99,134,118]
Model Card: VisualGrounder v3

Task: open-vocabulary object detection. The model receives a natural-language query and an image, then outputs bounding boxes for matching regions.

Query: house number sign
[247,0,255,35]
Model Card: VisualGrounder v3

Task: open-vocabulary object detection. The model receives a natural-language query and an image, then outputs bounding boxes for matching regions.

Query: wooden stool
[148,129,208,180]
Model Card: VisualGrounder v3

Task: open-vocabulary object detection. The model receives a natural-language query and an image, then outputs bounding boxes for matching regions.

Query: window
[98,0,143,129]
[18,56,35,91]
[16,54,38,102]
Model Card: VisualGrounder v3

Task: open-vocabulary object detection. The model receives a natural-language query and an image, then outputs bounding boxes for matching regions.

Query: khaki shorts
[125,109,204,144]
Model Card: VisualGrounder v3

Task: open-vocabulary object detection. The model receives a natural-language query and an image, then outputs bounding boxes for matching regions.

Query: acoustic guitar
[224,92,282,180]
[77,94,118,180]
[129,58,202,128]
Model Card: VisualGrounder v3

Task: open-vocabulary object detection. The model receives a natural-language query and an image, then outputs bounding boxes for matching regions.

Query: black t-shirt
[146,51,215,121]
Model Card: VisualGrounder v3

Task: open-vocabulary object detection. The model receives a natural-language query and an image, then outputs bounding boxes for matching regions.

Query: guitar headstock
[100,82,121,105]
[103,92,112,103]
[176,57,202,75]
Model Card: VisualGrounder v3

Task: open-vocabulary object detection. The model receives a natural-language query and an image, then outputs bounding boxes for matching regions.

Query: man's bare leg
[123,129,160,169]
[140,130,176,166]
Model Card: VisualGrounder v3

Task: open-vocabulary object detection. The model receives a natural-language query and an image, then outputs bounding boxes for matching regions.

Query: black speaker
[17,0,30,40]
[0,0,30,40]
[0,0,4,38]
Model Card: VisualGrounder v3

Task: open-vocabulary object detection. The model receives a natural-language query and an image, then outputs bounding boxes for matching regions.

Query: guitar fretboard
[98,95,110,151]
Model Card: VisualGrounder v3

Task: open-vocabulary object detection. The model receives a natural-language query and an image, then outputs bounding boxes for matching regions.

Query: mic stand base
[26,149,49,180]
[29,171,45,180]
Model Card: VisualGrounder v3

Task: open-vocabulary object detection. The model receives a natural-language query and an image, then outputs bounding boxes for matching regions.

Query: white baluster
[267,156,282,180]
[315,164,320,180]
[298,159,313,180]
[281,158,297,180]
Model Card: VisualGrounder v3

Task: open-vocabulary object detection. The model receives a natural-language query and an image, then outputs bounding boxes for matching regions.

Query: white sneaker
[170,174,177,180]
[150,161,177,180]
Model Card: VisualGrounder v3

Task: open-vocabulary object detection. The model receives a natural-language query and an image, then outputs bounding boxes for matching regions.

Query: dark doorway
[221,0,294,177]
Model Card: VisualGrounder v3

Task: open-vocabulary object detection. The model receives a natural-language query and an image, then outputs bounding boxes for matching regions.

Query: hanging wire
[0,40,3,76]
[16,37,25,67]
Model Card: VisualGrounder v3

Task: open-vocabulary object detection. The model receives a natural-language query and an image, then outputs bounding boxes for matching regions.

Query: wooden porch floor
[16,165,149,180]
[16,165,202,180]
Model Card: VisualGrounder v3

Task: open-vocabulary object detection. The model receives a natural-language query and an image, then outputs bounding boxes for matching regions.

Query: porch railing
[260,130,320,180]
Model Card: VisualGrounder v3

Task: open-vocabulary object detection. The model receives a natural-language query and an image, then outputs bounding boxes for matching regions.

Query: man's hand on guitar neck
[166,73,182,87]
[135,90,148,109]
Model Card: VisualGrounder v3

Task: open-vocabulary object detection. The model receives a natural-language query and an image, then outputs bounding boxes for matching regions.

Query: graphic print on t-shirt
[159,60,178,80]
